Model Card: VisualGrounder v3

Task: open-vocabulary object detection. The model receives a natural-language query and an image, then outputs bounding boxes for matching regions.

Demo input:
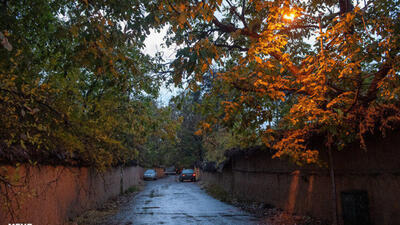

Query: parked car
[179,169,196,182]
[143,169,157,180]
[164,166,176,175]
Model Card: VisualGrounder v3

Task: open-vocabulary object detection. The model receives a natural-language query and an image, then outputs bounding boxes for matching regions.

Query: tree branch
[214,43,249,51]
[362,62,392,105]
[226,0,248,29]
[0,88,70,125]
[231,80,312,96]
[211,17,302,78]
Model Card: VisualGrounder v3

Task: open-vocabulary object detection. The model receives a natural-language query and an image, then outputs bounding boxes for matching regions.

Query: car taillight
[182,174,185,176]
[193,173,196,176]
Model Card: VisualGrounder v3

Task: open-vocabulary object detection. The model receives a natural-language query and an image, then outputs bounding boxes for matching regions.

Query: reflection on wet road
[112,176,258,225]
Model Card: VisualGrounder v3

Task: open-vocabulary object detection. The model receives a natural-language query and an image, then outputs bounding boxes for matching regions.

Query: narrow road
[111,176,259,225]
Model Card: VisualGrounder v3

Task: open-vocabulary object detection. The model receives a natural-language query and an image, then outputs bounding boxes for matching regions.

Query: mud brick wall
[0,165,144,225]
[201,133,400,225]
[154,167,165,178]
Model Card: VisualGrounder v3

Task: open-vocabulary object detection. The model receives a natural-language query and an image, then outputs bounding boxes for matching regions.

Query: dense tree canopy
[150,0,400,164]
[1,2,398,224]
[1,0,399,170]
[0,0,165,169]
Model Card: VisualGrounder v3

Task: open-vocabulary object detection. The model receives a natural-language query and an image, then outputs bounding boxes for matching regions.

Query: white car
[143,169,157,180]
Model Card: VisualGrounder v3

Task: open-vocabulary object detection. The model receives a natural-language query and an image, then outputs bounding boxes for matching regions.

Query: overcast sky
[143,26,182,106]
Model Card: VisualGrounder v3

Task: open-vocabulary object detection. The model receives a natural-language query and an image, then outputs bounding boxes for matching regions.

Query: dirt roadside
[198,181,328,225]
[67,182,145,225]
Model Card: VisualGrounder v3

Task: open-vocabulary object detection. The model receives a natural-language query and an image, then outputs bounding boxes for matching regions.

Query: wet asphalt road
[112,176,258,225]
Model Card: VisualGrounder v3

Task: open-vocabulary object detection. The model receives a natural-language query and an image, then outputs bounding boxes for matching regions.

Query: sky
[143,26,181,106]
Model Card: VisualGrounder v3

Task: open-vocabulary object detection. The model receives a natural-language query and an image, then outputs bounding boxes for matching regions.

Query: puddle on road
[219,213,253,218]
[142,206,160,209]
[145,189,163,198]
[146,194,163,198]
[183,213,194,218]
[197,215,217,218]
[135,212,155,215]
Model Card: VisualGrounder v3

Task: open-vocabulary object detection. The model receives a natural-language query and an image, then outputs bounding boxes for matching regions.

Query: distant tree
[171,91,205,168]
[140,103,182,168]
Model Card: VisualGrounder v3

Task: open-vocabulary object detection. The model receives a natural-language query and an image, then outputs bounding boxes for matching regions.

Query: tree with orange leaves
[149,0,400,164]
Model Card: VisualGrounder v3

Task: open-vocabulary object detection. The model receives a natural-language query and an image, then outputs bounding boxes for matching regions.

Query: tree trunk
[339,0,354,15]
[328,146,339,225]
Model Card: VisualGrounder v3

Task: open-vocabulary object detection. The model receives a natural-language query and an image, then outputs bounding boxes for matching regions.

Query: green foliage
[0,0,163,170]
[202,128,244,163]
[140,90,206,168]
[173,91,205,167]
[203,183,232,203]
[138,103,182,167]
[1,0,399,170]
[124,185,141,194]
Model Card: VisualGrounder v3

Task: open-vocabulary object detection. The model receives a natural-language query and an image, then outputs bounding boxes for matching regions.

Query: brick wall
[0,165,144,225]
[201,133,400,225]
[154,167,165,178]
